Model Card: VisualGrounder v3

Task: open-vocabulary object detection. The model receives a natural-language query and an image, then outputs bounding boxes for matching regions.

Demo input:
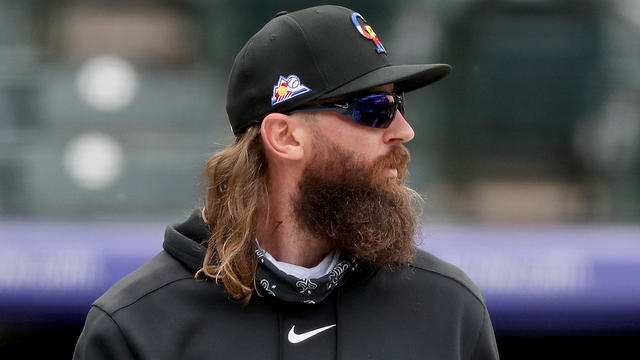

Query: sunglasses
[288,92,405,128]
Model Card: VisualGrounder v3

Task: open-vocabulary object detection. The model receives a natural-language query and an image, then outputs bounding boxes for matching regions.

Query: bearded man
[74,5,499,360]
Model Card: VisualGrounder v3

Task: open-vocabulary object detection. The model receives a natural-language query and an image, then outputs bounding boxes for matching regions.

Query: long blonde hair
[196,126,268,304]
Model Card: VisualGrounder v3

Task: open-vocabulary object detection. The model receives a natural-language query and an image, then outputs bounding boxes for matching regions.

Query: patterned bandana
[255,247,358,305]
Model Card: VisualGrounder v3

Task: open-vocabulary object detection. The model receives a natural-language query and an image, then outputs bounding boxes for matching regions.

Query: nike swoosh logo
[287,324,336,344]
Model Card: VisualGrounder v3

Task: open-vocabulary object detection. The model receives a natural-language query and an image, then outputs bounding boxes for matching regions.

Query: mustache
[371,145,410,183]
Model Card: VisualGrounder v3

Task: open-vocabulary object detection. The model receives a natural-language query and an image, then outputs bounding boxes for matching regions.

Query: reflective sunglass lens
[354,94,395,128]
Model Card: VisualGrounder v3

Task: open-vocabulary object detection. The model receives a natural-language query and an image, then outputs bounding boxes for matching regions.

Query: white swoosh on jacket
[287,324,336,344]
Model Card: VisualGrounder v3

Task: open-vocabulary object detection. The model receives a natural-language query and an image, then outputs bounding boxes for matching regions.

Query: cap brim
[319,64,451,99]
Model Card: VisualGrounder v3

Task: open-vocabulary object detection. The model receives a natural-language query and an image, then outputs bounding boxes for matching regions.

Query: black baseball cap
[226,5,451,135]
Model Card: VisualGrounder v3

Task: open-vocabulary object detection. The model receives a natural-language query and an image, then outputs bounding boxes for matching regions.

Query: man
[74,5,499,359]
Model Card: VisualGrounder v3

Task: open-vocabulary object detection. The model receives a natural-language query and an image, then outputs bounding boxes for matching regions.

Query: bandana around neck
[255,247,358,305]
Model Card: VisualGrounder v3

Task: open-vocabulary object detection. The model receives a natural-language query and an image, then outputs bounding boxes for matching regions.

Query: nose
[383,111,415,144]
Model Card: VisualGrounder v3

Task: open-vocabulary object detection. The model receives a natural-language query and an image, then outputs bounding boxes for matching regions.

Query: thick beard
[292,141,420,269]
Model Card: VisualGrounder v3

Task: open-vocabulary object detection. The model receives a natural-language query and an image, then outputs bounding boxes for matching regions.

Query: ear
[260,113,307,161]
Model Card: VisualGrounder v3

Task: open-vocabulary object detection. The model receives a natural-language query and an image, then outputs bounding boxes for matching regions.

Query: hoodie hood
[162,209,210,273]
[162,208,378,295]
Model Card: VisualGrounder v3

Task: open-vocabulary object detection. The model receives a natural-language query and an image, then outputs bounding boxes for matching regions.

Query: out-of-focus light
[615,0,640,29]
[574,92,640,172]
[63,132,124,190]
[76,55,138,112]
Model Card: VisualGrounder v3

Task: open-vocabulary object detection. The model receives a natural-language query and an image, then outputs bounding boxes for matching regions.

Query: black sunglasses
[288,92,405,128]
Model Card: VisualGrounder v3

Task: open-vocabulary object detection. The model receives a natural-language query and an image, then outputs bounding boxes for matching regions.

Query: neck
[256,193,334,268]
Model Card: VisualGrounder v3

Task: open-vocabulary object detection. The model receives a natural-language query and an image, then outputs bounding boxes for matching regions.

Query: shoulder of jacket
[408,249,486,306]
[93,251,195,315]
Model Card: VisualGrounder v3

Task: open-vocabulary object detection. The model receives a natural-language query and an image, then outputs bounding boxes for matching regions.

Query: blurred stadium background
[1,0,639,358]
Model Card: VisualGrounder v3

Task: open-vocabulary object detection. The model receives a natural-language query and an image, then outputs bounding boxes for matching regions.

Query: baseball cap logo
[271,74,311,106]
[351,12,386,54]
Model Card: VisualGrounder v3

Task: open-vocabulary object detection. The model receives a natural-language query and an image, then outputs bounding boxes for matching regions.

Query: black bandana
[255,247,358,304]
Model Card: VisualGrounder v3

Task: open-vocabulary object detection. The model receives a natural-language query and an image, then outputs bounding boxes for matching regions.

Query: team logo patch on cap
[351,12,386,54]
[271,75,311,106]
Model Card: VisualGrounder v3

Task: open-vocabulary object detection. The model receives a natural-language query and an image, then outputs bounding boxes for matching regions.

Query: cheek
[316,114,384,163]
[335,123,381,154]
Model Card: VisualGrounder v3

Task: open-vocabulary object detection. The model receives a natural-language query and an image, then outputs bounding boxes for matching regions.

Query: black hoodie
[73,210,499,359]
